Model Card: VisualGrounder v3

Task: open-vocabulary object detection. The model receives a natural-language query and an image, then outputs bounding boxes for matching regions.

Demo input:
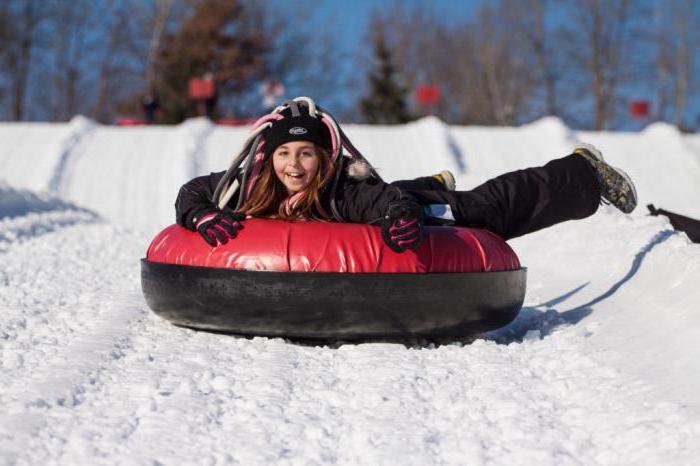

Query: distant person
[141,92,159,124]
[174,97,637,252]
[204,92,218,120]
[261,79,285,113]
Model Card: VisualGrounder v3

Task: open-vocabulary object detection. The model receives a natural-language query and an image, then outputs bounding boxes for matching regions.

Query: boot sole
[609,166,637,213]
[575,144,637,214]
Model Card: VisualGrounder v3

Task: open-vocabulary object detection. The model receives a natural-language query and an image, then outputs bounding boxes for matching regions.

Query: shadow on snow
[488,229,678,344]
[0,184,97,220]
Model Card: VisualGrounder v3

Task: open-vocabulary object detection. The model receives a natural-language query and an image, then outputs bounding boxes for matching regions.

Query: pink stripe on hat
[250,113,283,133]
[321,116,339,157]
[244,151,266,200]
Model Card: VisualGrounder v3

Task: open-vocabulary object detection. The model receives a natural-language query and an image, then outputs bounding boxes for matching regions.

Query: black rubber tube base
[141,260,527,340]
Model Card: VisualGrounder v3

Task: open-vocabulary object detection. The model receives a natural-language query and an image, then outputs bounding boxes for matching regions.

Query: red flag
[415,85,441,105]
[629,100,649,118]
[188,77,216,100]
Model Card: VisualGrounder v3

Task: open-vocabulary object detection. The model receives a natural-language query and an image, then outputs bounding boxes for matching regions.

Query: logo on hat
[289,126,308,135]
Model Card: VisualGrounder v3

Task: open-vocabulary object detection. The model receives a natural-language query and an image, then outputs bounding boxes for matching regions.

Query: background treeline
[0,0,341,124]
[1,0,698,130]
[364,0,700,130]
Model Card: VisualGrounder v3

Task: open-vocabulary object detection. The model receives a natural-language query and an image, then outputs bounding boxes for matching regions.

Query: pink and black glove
[195,210,245,247]
[381,201,424,253]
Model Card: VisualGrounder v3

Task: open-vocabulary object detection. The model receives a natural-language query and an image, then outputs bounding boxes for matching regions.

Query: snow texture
[1,116,700,464]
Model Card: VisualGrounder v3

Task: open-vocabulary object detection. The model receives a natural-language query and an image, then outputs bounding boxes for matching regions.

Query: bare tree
[432,4,537,125]
[0,4,11,113]
[654,5,672,121]
[145,0,176,88]
[93,1,133,122]
[0,0,346,123]
[49,0,96,120]
[473,5,538,124]
[531,0,558,117]
[363,3,537,125]
[654,0,699,128]
[3,0,45,120]
[92,0,169,122]
[672,5,691,128]
[562,0,648,130]
[247,0,350,118]
[501,0,560,117]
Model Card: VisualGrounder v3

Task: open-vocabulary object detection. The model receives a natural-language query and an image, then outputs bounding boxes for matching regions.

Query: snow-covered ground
[1,116,699,464]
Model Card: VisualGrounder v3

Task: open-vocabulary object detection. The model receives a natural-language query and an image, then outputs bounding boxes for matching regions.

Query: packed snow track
[1,117,699,464]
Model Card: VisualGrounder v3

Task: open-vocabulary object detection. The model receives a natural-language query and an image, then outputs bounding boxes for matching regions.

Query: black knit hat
[263,106,332,159]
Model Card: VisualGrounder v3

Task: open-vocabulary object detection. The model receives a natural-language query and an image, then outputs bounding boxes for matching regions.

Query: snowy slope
[1,117,700,464]
[56,119,212,233]
[451,118,700,219]
[0,117,92,194]
[578,123,700,218]
[448,116,576,188]
[684,133,700,165]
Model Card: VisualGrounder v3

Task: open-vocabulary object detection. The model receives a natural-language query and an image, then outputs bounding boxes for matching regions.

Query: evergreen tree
[360,35,412,124]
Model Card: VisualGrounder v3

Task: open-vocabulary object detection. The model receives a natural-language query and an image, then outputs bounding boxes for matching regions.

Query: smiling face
[272,141,320,195]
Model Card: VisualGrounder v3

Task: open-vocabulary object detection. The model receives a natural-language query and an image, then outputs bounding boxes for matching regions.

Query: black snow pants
[392,154,600,240]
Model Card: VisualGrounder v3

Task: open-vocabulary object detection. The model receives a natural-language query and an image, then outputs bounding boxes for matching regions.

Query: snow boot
[574,143,637,214]
[433,170,456,191]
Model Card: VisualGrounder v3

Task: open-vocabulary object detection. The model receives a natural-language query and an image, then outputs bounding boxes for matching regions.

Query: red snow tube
[141,219,526,339]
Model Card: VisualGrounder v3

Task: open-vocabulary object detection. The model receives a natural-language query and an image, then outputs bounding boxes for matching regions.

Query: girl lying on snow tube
[142,96,637,339]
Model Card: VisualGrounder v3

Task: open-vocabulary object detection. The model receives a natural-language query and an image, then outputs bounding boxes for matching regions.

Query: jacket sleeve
[335,175,416,224]
[175,171,227,230]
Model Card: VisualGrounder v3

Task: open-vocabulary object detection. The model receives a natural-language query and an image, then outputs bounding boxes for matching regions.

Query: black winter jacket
[175,158,413,230]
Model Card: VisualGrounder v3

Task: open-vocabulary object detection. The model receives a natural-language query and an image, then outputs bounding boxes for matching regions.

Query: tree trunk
[532,0,556,116]
[146,0,174,87]
[673,13,689,128]
[12,1,40,120]
[591,2,606,130]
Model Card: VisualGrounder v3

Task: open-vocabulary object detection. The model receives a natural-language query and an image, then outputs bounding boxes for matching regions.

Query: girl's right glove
[381,201,424,253]
[195,210,245,247]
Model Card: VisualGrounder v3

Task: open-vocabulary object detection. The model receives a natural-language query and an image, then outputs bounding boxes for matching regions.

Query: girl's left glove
[381,201,424,253]
[195,210,245,247]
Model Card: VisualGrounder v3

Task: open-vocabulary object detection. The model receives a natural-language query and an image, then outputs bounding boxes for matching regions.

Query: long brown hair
[238,146,335,221]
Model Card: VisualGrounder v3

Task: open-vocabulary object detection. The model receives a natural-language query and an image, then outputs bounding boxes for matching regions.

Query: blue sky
[269,0,488,118]
[267,0,698,129]
[306,0,486,60]
[312,0,485,36]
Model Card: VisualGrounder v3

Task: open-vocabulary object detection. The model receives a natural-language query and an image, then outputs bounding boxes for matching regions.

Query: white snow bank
[0,182,92,219]
[1,211,698,463]
[343,116,467,182]
[683,133,700,165]
[578,123,700,218]
[0,117,92,193]
[0,183,99,252]
[509,206,700,410]
[448,116,576,190]
[1,115,700,463]
[2,115,699,230]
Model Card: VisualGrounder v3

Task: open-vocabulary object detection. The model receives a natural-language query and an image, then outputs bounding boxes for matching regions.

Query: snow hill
[1,116,699,464]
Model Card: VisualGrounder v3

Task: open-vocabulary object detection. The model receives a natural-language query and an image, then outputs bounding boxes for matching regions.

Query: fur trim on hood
[347,159,372,180]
